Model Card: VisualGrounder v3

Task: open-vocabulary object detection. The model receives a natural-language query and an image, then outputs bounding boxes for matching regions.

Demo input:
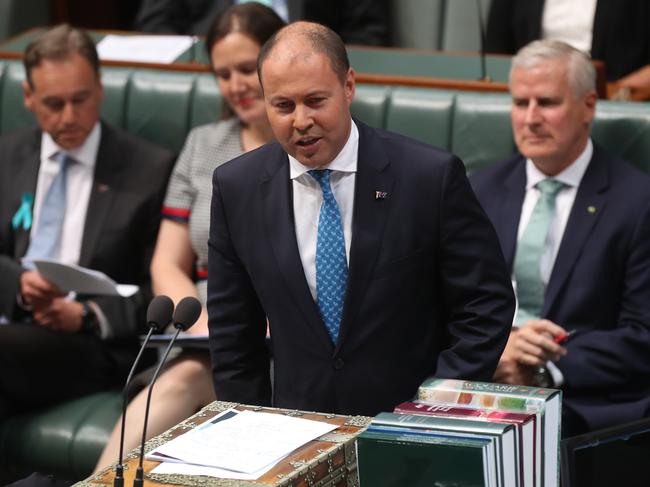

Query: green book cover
[373,413,517,487]
[357,429,491,487]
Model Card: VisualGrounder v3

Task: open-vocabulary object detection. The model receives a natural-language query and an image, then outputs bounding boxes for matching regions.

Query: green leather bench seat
[4,59,646,173]
[1,58,650,480]
[0,392,121,480]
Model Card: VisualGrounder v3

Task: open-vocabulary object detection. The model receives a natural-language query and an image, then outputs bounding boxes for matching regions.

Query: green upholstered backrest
[451,92,515,173]
[126,70,196,153]
[100,67,133,129]
[190,73,223,128]
[0,391,121,480]
[0,61,32,134]
[351,84,390,129]
[385,87,455,149]
[2,59,650,177]
[593,101,650,174]
[347,47,511,83]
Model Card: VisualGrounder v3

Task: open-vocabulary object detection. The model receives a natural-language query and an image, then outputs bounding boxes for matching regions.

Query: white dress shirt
[28,123,111,336]
[542,0,598,53]
[289,120,358,300]
[32,123,100,265]
[514,138,593,385]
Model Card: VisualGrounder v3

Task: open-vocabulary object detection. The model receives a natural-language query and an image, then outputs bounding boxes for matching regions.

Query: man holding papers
[0,25,173,419]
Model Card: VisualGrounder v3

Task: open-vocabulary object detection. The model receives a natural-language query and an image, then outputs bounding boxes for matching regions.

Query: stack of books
[356,379,561,487]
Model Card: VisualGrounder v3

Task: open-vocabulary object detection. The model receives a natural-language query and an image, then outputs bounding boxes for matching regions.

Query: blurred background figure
[486,0,650,90]
[93,3,285,472]
[134,0,389,46]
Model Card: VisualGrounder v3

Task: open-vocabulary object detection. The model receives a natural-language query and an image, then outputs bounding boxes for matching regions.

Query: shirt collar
[525,138,593,190]
[41,122,101,167]
[289,119,359,180]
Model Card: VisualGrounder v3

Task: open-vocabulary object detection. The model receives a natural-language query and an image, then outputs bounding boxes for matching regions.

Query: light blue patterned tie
[24,152,71,260]
[309,169,348,343]
[513,178,566,325]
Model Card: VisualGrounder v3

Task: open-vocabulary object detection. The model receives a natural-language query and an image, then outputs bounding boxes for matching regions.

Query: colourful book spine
[417,378,558,413]
[416,378,561,487]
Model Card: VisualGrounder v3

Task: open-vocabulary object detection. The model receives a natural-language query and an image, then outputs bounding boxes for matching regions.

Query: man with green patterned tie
[471,39,650,436]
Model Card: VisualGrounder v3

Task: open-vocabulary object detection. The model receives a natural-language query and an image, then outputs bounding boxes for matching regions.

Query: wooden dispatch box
[81,401,371,487]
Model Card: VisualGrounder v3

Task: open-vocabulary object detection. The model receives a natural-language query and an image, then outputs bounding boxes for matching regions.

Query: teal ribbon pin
[12,193,34,231]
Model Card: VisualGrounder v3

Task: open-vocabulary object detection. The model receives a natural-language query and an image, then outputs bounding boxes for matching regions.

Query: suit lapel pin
[97,183,110,193]
[375,191,388,200]
[587,205,597,214]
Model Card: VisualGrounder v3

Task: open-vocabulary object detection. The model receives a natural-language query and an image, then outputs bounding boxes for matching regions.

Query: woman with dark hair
[93,4,285,472]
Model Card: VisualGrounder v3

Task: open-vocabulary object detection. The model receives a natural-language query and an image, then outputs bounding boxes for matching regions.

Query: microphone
[113,295,174,487]
[476,0,492,82]
[133,296,202,487]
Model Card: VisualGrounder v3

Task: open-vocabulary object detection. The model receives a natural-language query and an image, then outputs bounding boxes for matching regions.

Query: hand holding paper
[26,259,139,297]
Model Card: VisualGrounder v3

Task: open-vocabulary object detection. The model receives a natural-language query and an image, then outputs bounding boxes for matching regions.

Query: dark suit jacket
[207,120,514,416]
[135,0,390,46]
[470,146,650,430]
[0,123,174,369]
[486,0,650,81]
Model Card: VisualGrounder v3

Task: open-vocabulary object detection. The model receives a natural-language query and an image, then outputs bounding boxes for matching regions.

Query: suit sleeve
[0,256,24,320]
[207,169,271,406]
[85,149,175,340]
[557,199,650,391]
[434,157,515,381]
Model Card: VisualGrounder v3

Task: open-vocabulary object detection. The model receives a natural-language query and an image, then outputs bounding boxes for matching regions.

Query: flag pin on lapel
[375,191,388,200]
[587,205,597,214]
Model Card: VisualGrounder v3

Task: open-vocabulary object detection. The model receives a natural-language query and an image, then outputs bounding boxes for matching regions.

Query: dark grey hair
[23,24,99,88]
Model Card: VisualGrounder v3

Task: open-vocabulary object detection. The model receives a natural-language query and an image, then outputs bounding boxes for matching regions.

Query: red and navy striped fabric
[162,206,191,222]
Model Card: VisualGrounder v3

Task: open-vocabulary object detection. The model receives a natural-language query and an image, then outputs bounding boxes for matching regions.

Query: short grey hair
[510,39,596,97]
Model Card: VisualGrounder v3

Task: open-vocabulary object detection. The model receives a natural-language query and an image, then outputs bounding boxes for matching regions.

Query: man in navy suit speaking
[207,21,515,416]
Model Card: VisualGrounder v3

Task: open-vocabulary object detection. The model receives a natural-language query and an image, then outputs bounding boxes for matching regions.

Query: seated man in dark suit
[471,39,650,436]
[0,24,174,419]
[207,21,515,417]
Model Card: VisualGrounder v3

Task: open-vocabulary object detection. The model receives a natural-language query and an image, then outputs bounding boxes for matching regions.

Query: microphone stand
[113,326,155,487]
[113,295,173,487]
[133,325,187,487]
[476,0,492,82]
[133,296,201,487]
